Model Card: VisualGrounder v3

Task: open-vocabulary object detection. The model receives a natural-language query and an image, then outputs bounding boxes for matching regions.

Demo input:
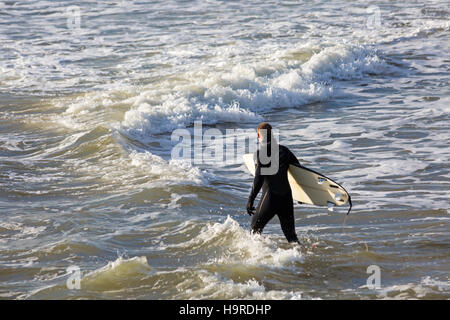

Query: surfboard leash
[346,196,352,215]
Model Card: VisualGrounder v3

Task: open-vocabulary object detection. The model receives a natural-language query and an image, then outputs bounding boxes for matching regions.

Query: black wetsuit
[247,143,301,243]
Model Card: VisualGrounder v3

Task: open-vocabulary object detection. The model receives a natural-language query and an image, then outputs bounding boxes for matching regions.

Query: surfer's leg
[277,196,300,244]
[251,191,275,234]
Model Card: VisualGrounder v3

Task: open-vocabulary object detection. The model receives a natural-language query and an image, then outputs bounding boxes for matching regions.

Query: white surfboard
[243,153,352,214]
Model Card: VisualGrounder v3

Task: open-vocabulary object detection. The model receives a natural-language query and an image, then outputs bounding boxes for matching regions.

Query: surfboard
[243,153,352,214]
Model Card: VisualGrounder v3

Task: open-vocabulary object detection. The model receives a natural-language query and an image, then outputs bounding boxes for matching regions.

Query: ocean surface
[0,0,449,300]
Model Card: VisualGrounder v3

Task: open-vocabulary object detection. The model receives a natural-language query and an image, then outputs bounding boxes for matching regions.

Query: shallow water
[0,0,449,299]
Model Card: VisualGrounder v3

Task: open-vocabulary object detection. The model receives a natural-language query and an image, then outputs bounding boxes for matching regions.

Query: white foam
[374,276,450,299]
[120,98,259,137]
[1,0,447,96]
[410,217,450,222]
[190,271,303,300]
[128,150,205,184]
[118,43,385,138]
[301,45,387,80]
[327,140,353,152]
[187,215,303,268]
[0,222,47,241]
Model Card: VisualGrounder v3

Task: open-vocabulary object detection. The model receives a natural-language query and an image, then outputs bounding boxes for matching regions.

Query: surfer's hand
[246,201,255,216]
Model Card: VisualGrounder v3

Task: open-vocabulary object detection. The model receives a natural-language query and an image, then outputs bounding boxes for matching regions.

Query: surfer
[246,122,301,244]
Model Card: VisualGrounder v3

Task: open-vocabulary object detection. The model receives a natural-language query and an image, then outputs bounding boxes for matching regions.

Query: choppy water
[0,0,449,300]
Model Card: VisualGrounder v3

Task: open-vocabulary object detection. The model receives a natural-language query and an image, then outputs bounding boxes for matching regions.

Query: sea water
[0,0,449,299]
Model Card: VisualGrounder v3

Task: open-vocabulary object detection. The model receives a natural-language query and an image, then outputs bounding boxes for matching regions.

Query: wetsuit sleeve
[287,147,300,165]
[248,154,263,205]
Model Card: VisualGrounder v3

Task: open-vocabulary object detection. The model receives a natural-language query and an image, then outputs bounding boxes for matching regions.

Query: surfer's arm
[287,147,300,165]
[246,151,262,215]
[247,162,263,213]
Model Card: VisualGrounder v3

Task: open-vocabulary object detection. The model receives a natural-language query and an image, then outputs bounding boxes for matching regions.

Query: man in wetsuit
[246,122,301,244]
